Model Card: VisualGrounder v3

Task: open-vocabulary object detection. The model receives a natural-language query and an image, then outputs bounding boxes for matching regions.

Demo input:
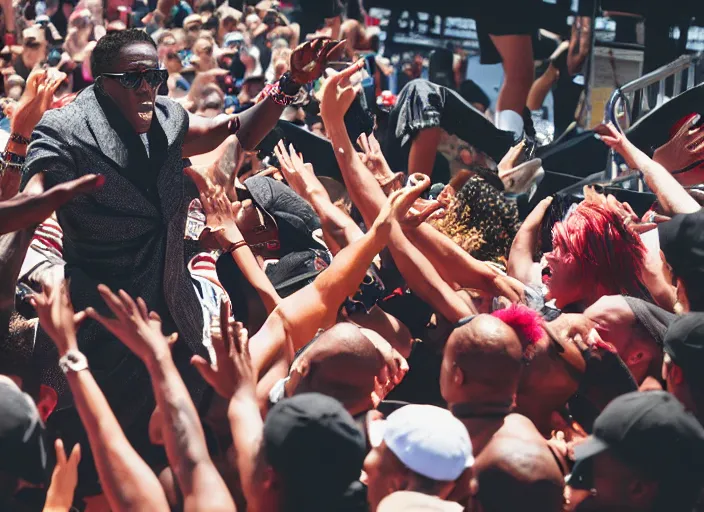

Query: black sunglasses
[101,69,168,89]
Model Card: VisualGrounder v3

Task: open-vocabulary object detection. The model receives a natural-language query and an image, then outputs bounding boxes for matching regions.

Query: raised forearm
[227,397,264,510]
[235,96,286,150]
[308,190,364,254]
[507,230,542,286]
[313,223,386,316]
[326,123,473,321]
[0,140,29,200]
[388,226,472,323]
[229,246,281,314]
[66,370,170,512]
[145,353,235,511]
[406,225,504,293]
[634,153,700,215]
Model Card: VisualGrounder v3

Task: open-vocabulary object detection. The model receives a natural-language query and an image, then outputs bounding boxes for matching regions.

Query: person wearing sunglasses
[18,28,345,499]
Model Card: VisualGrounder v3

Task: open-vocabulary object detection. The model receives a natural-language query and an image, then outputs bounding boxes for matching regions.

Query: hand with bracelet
[265,36,347,106]
[199,189,246,252]
[1,69,66,199]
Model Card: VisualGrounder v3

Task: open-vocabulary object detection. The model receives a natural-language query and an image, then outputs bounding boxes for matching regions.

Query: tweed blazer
[24,86,207,418]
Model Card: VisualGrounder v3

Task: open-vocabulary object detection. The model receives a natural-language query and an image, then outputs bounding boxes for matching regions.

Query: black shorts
[475,0,542,64]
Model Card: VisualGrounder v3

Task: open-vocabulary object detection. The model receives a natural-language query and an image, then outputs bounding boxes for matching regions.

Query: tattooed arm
[30,283,170,512]
[86,286,236,512]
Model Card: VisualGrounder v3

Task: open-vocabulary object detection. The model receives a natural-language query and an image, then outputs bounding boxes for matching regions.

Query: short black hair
[91,28,157,77]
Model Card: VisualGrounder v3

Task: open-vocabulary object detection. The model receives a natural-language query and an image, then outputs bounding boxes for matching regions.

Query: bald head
[290,322,384,410]
[473,436,564,512]
[441,315,524,404]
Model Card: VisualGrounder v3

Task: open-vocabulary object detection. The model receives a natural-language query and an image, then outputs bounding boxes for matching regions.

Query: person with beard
[567,391,704,512]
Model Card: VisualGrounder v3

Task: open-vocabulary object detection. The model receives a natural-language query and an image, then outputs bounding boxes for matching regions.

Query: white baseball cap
[369,404,474,481]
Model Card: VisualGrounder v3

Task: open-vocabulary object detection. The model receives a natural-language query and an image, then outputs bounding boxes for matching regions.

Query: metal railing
[605,52,702,182]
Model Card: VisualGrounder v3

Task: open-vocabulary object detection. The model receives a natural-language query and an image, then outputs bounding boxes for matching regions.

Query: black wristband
[278,72,302,96]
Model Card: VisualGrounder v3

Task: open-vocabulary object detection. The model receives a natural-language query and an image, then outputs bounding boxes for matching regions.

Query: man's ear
[629,478,659,507]
[453,365,465,387]
[37,385,58,422]
[670,363,685,386]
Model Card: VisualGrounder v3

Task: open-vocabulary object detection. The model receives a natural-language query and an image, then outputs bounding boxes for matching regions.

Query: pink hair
[552,203,646,297]
[492,305,544,350]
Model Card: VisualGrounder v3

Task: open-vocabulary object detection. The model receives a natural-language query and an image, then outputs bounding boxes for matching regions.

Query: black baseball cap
[263,393,366,508]
[659,210,704,289]
[0,380,53,485]
[664,313,704,384]
[569,391,704,489]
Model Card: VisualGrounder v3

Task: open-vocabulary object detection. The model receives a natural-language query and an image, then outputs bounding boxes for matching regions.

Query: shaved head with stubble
[440,315,524,405]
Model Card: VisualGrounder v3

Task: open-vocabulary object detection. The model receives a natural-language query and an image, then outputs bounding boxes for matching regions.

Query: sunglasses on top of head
[101,68,168,89]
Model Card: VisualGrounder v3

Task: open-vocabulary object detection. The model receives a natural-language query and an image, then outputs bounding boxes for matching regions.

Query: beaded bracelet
[263,80,298,107]
[2,151,26,166]
[9,133,31,145]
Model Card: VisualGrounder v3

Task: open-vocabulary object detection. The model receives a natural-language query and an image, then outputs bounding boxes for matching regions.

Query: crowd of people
[1,0,704,511]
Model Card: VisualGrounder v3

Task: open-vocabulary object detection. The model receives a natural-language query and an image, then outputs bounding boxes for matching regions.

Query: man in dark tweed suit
[20,29,343,497]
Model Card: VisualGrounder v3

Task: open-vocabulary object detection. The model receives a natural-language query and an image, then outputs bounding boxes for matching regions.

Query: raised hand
[318,59,366,124]
[29,281,86,357]
[85,285,177,364]
[274,139,326,201]
[356,132,400,192]
[594,122,648,170]
[372,173,430,236]
[653,114,704,174]
[44,439,81,512]
[191,299,255,401]
[401,197,445,228]
[11,68,67,139]
[198,189,243,250]
[289,37,346,85]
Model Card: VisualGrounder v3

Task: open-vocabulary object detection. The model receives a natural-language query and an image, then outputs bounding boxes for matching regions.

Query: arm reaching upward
[596,122,700,215]
[319,62,479,322]
[275,140,364,254]
[86,286,236,512]
[30,283,170,512]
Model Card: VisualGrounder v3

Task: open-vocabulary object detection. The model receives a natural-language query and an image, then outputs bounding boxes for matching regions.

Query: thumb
[166,333,178,347]
[191,355,218,388]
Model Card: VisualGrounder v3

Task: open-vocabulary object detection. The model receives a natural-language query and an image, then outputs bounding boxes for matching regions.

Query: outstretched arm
[319,63,476,322]
[183,38,345,156]
[275,140,364,254]
[86,287,236,512]
[597,123,700,216]
[191,301,263,511]
[30,283,170,512]
[508,196,553,286]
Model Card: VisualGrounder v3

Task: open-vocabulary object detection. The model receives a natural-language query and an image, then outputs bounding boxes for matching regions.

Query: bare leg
[408,127,442,179]
[526,64,558,111]
[491,34,535,137]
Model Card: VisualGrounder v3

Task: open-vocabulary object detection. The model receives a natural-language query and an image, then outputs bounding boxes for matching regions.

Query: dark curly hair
[430,173,521,265]
[91,29,157,78]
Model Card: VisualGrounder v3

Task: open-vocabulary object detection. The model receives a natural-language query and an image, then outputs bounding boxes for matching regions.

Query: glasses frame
[101,68,168,89]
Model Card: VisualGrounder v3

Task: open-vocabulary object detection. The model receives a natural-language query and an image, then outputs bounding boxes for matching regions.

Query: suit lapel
[82,86,163,216]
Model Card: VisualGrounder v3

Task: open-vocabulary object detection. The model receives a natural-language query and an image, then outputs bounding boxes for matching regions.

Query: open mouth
[541,265,552,285]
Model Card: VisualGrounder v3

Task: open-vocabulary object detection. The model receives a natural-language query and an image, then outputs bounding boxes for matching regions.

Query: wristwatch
[59,350,89,374]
